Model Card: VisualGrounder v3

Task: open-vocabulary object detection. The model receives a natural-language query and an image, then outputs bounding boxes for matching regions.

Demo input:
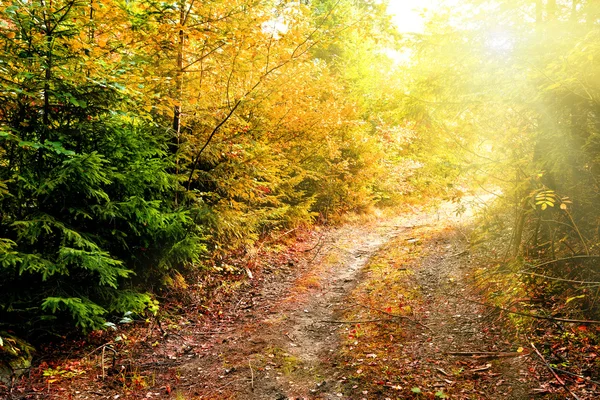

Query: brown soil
[177,213,413,399]
[172,198,539,399]
[371,200,537,399]
[4,200,545,400]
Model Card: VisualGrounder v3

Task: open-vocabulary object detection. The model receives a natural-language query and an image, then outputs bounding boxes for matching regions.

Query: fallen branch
[530,343,564,385]
[354,302,433,332]
[446,293,600,325]
[526,255,600,270]
[517,271,600,286]
[83,343,114,360]
[450,249,469,257]
[305,232,327,264]
[319,319,394,324]
[530,342,581,400]
[303,231,326,253]
[252,228,299,258]
[447,351,524,358]
[248,359,254,390]
[551,367,600,386]
[101,345,117,380]
[470,364,492,372]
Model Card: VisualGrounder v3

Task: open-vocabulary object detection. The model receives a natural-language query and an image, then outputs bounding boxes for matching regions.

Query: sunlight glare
[386,0,460,33]
[386,0,429,33]
[485,30,514,52]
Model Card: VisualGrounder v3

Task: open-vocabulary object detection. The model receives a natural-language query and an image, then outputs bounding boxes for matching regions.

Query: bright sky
[384,0,440,63]
[386,0,460,33]
[386,0,433,33]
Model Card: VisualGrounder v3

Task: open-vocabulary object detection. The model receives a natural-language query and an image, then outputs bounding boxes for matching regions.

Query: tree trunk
[172,1,185,155]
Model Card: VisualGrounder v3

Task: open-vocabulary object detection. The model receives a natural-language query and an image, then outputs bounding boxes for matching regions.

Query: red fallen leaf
[385,307,392,313]
[577,325,588,332]
[166,384,172,394]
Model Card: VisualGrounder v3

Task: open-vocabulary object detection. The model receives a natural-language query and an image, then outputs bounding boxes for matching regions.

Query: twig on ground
[256,228,298,252]
[526,255,600,269]
[530,342,581,400]
[83,343,114,360]
[306,233,327,264]
[248,359,254,390]
[470,364,492,372]
[232,297,244,314]
[354,302,434,332]
[304,231,326,253]
[154,314,166,336]
[216,378,248,391]
[450,249,469,257]
[195,330,230,335]
[101,345,117,380]
[446,293,600,325]
[454,226,471,245]
[447,351,524,358]
[330,244,355,254]
[517,271,600,286]
[550,367,600,386]
[319,319,394,324]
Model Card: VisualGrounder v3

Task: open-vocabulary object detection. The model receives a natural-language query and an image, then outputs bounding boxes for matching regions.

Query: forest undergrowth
[1,197,598,399]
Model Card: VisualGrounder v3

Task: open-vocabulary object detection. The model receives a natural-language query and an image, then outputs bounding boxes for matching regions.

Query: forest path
[172,197,538,399]
[177,210,416,399]
[53,198,540,400]
[329,199,539,399]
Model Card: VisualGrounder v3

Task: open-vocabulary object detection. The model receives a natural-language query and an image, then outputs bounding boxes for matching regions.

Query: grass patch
[332,229,430,398]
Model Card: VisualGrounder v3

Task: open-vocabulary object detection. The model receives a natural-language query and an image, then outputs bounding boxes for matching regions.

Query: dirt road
[167,198,538,399]
[21,198,542,400]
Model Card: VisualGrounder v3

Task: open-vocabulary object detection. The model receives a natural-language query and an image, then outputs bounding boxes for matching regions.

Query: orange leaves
[577,325,588,332]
